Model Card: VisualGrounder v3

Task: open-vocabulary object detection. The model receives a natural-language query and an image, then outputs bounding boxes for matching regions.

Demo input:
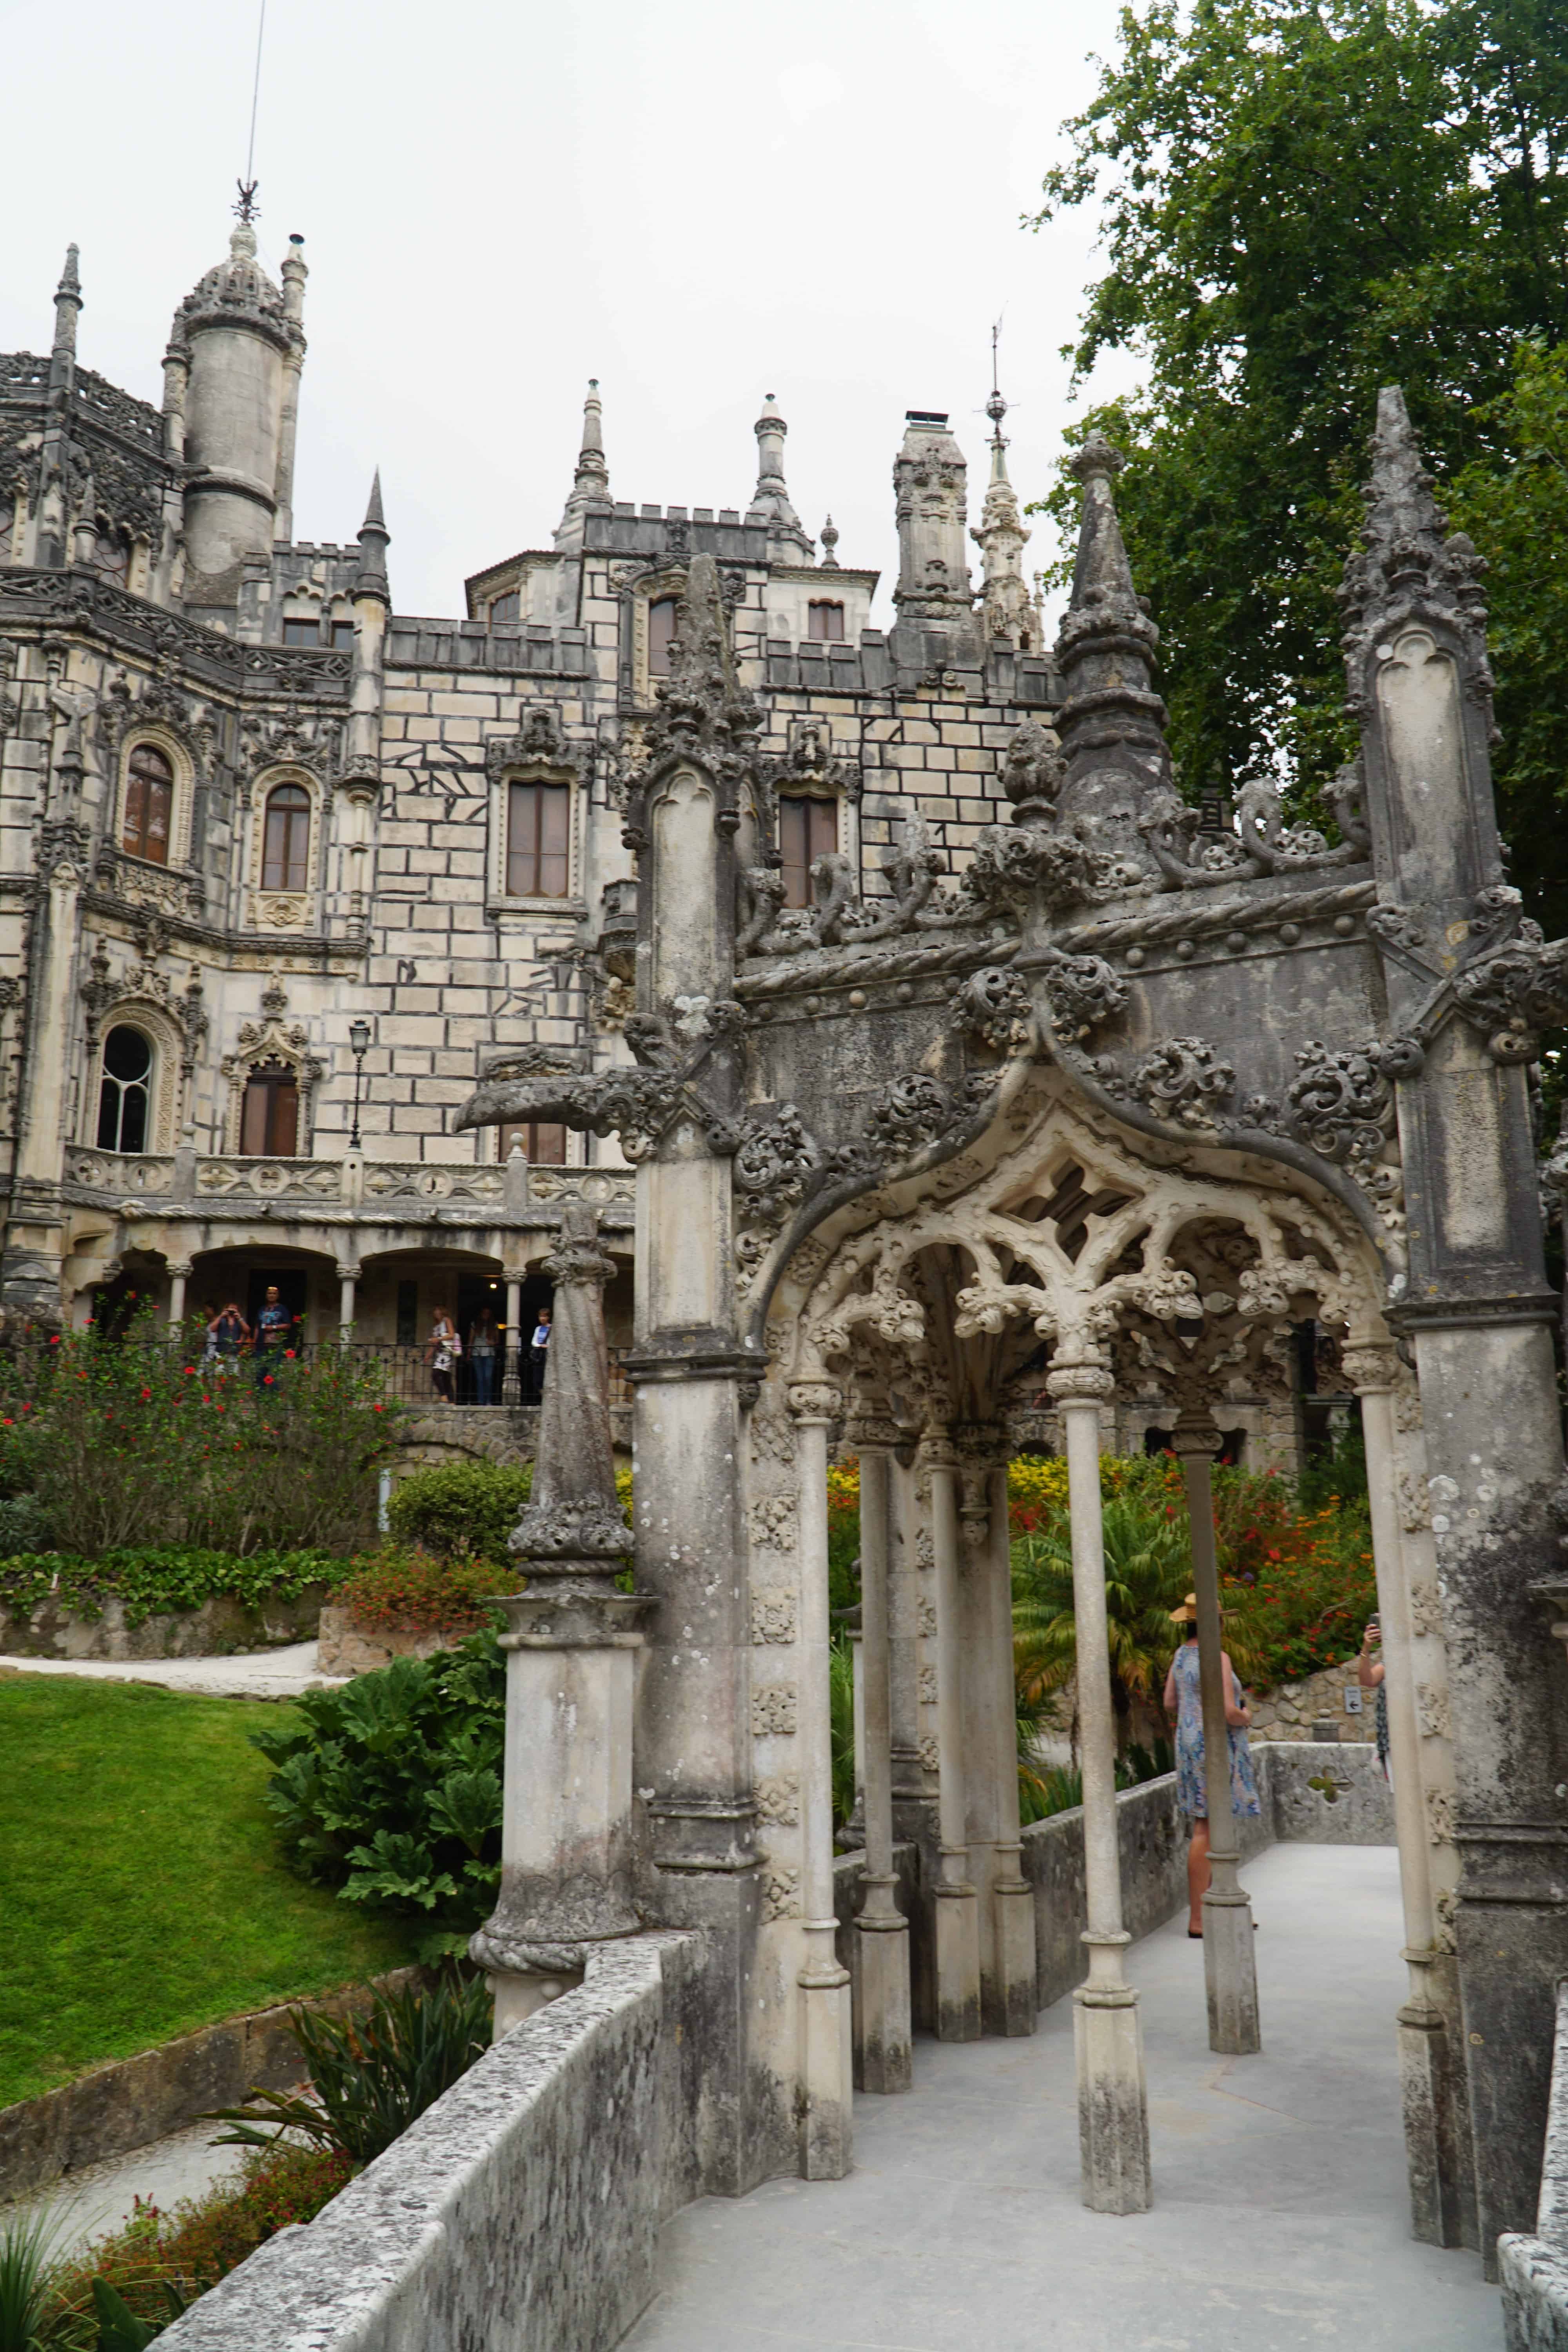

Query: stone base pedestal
[1201,1887,1261,2054]
[799,1947,853,2181]
[854,1907,913,2093]
[1399,1969,1472,2248]
[489,1965,584,2039]
[1073,1984,1152,2214]
[933,1880,982,2042]
[994,1873,1038,2038]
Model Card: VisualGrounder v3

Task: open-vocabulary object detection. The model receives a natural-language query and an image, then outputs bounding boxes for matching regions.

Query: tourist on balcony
[469,1308,499,1406]
[528,1305,551,1399]
[253,1286,294,1388]
[428,1308,459,1403]
[1164,1595,1259,1937]
[204,1301,249,1378]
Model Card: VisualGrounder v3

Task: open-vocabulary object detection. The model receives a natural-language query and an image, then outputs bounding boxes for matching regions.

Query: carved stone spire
[1337,385,1490,684]
[746,394,813,556]
[1051,433,1172,869]
[971,381,1038,651]
[352,470,390,605]
[554,378,613,551]
[506,1201,631,1581]
[640,550,759,785]
[892,411,974,624]
[50,245,82,377]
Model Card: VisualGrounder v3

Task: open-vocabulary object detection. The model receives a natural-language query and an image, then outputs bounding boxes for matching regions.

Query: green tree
[1029,0,1568,924]
[1013,1494,1198,1754]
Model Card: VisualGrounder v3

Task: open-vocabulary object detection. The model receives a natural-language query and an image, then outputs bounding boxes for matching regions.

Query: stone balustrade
[61,1149,635,1216]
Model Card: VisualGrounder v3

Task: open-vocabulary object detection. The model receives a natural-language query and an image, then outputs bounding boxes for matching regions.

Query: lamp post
[347,1018,371,1151]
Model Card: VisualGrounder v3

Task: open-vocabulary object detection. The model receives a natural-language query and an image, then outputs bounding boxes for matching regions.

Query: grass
[0,1672,420,2111]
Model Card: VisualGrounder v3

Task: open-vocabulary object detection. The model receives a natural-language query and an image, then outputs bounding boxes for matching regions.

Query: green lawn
[0,1673,419,2110]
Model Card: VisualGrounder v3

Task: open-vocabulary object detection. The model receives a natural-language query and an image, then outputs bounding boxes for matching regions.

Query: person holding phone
[1359,1615,1390,1782]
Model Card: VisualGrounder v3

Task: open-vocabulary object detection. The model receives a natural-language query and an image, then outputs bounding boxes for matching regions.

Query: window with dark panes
[96,1026,152,1153]
[807,601,846,642]
[489,591,520,624]
[122,744,173,864]
[240,1060,300,1157]
[280,617,321,646]
[499,1122,567,1165]
[328,620,355,647]
[506,780,570,897]
[778,796,837,909]
[647,595,679,677]
[262,783,311,892]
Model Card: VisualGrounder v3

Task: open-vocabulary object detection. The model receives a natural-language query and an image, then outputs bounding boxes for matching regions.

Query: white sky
[1,0,1141,626]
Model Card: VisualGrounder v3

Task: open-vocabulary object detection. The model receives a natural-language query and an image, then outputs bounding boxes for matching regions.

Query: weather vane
[986,316,1008,436]
[233,179,260,225]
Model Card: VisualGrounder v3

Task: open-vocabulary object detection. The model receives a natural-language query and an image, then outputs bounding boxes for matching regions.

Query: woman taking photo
[1164,1595,1260,1937]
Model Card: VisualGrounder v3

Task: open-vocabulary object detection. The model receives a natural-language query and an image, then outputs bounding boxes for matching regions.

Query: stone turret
[746,394,813,558]
[172,211,307,603]
[972,383,1039,652]
[891,411,977,666]
[554,378,613,552]
[35,247,83,567]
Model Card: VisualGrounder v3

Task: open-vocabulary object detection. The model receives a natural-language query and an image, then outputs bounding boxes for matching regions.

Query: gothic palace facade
[0,218,1305,1450]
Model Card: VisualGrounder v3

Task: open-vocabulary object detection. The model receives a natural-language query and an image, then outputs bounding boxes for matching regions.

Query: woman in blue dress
[1163,1594,1259,1937]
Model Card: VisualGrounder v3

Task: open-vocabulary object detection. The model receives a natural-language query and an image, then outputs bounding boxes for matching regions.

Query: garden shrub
[253,1632,506,1955]
[0,1494,53,1556]
[336,1546,501,1639]
[0,1311,399,1559]
[385,1460,533,1562]
[0,1547,344,1628]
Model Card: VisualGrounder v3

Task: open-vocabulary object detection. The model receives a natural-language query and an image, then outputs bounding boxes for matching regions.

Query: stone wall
[158,1931,702,2352]
[1249,1656,1378,1744]
[1502,1982,1568,2348]
[0,1583,328,1662]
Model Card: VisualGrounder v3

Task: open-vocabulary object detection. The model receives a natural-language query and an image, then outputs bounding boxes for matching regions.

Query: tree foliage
[1030,0,1568,924]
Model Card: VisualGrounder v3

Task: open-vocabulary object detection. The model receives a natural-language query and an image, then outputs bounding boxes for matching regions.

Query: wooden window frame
[261,782,313,893]
[778,795,838,910]
[505,778,572,900]
[122,742,175,866]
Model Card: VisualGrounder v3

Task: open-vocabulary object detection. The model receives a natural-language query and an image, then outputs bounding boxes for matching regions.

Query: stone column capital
[165,1258,195,1281]
[335,1260,363,1283]
[788,1379,842,1426]
[1166,1401,1221,1457]
[1342,1341,1399,1395]
[953,1417,1008,1466]
[847,1411,900,1454]
[1045,1358,1114,1408]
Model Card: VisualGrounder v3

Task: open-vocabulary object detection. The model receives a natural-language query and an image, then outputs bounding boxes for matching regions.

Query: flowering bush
[0,1309,400,1558]
[336,1546,501,1639]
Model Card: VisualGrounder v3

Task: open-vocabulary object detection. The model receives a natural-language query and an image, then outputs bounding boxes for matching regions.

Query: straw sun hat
[1168,1594,1222,1623]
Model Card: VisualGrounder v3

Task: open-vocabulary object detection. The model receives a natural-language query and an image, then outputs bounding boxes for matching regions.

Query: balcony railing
[62,1149,635,1213]
[2,1332,631,1413]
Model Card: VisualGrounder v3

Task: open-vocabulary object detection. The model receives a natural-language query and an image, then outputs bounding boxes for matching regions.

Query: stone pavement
[621,1846,1502,2352]
[4,2121,250,2257]
[0,1642,345,1700]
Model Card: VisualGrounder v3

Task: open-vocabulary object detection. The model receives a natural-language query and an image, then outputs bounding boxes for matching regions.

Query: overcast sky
[2,0,1140,626]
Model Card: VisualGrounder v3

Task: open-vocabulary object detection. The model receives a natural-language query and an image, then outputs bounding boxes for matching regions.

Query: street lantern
[348,1018,372,1151]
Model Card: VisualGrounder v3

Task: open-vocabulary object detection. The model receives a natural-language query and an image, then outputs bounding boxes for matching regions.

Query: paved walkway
[0,1641,345,1700]
[622,1846,1502,2352]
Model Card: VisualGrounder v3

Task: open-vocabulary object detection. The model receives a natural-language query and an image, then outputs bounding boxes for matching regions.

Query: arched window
[240,1060,300,1157]
[779,796,838,910]
[648,595,680,678]
[96,1025,152,1153]
[506,780,571,898]
[262,784,312,892]
[807,601,845,642]
[122,744,173,865]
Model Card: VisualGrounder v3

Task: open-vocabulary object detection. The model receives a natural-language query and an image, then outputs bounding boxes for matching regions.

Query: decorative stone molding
[751,1682,798,1737]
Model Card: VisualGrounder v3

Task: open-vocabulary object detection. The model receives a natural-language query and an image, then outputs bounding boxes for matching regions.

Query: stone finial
[53,244,82,327]
[746,394,813,554]
[554,378,614,550]
[280,233,308,327]
[972,373,1035,650]
[505,1199,630,1584]
[352,470,390,605]
[819,514,840,568]
[1336,385,1490,670]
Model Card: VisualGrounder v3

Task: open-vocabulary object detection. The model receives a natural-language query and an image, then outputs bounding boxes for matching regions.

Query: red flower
[285,1349,296,1360]
[140,1388,152,1401]
[48,1335,59,1346]
[183,1366,196,1376]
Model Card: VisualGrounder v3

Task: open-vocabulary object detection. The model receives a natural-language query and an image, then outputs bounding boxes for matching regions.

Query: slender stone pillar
[986,1454,1038,2036]
[470,1204,653,2036]
[336,1261,359,1334]
[926,1428,982,2040]
[955,1423,1005,2025]
[166,1261,191,1330]
[1348,1338,1468,2246]
[501,1269,523,1404]
[1170,1405,1260,2056]
[1050,1356,1151,2214]
[891,1425,939,2034]
[789,1382,854,2177]
[848,1401,912,2092]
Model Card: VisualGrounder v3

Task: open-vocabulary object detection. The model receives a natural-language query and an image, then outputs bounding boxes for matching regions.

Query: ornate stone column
[890,1414,939,2034]
[1049,1355,1151,2214]
[1346,1337,1468,2245]
[336,1261,360,1334]
[501,1264,524,1404]
[848,1395,912,2093]
[955,1422,1004,2022]
[1170,1405,1260,2055]
[788,1380,854,2178]
[470,1205,653,2036]
[925,1425,982,2040]
[985,1443,1038,2040]
[166,1260,192,1330]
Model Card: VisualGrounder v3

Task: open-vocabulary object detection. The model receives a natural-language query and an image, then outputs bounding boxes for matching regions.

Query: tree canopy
[1030,0,1568,927]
